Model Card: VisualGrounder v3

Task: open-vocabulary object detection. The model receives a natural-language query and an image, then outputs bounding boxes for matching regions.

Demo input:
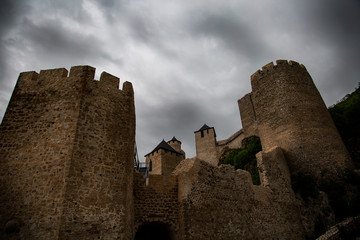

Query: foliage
[326,84,360,221]
[328,85,360,165]
[219,136,262,185]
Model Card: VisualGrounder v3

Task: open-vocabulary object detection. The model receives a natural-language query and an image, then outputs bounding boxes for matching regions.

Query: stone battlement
[17,65,133,95]
[250,60,306,82]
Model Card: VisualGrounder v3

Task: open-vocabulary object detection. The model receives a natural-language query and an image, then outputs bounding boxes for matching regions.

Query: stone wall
[0,66,135,240]
[216,129,245,155]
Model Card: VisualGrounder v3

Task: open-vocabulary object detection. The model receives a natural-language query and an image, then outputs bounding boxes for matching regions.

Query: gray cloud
[190,13,271,62]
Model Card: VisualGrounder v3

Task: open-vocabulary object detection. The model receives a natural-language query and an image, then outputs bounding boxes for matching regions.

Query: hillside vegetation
[328,84,360,166]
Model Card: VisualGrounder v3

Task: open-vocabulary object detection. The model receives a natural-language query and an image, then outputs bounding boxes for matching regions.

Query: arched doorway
[134,221,176,240]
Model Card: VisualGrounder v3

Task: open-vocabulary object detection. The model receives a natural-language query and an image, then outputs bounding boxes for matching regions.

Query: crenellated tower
[0,66,136,239]
[238,60,353,180]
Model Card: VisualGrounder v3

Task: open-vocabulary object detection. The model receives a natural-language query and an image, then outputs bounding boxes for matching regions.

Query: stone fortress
[0,60,355,239]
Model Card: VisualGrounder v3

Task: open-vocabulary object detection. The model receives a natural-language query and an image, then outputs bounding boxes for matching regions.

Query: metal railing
[134,142,140,170]
[134,142,151,185]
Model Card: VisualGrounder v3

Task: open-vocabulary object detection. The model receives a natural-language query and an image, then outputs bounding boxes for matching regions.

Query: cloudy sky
[1,0,359,160]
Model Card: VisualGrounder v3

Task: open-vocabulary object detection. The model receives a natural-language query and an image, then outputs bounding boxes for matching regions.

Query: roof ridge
[145,139,182,157]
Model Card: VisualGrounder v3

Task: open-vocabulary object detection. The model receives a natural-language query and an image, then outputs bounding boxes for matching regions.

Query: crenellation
[39,68,68,78]
[99,71,120,90]
[68,65,96,84]
[122,81,134,94]
[261,61,274,71]
[250,69,263,81]
[275,59,288,65]
[288,60,300,66]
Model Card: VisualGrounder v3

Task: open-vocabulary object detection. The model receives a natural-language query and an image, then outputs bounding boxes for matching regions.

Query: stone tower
[238,60,352,180]
[194,124,218,166]
[168,136,186,158]
[0,66,135,239]
[145,139,184,177]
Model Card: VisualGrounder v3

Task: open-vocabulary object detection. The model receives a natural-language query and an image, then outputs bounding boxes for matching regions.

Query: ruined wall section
[0,67,89,239]
[253,147,305,238]
[133,173,179,239]
[175,158,305,239]
[247,60,352,179]
[238,93,258,137]
[59,69,135,240]
[179,162,256,239]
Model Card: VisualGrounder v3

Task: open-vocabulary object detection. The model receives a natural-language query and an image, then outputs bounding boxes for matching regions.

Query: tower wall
[194,128,218,166]
[238,93,258,137]
[168,141,181,153]
[248,60,352,179]
[0,66,135,239]
[146,149,183,177]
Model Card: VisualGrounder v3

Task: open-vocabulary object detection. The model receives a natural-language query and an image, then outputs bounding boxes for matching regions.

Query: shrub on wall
[219,136,262,185]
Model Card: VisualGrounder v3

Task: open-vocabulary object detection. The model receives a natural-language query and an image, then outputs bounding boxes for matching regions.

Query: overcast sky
[1,0,359,160]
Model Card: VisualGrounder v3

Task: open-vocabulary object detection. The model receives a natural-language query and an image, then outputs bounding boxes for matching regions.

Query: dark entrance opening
[134,221,175,240]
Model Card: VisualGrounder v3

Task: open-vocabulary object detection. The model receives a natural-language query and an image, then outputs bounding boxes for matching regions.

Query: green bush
[219,136,262,185]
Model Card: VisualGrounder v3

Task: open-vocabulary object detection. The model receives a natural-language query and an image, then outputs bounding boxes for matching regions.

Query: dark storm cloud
[0,0,28,76]
[294,0,360,103]
[0,0,28,36]
[19,18,105,61]
[190,13,271,62]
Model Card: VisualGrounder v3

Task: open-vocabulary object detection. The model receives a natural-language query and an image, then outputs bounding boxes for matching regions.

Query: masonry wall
[133,172,179,239]
[243,60,352,179]
[216,129,245,155]
[0,66,135,240]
